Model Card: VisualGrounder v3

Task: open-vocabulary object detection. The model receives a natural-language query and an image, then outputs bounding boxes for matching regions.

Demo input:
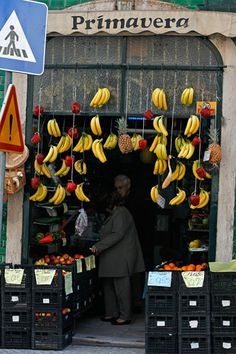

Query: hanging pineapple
[207,126,222,165]
[116,117,133,154]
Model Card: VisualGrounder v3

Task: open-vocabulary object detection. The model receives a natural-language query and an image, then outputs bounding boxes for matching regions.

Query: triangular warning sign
[0,10,36,63]
[0,84,24,153]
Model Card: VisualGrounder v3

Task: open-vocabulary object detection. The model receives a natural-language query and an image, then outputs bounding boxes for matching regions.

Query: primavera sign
[48,10,236,37]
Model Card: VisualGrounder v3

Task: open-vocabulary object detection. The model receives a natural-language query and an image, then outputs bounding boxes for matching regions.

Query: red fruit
[190,194,200,206]
[65,155,74,167]
[192,136,201,146]
[31,177,40,189]
[139,139,147,150]
[66,182,77,193]
[200,103,211,118]
[71,102,81,114]
[68,127,79,139]
[36,153,44,165]
[196,167,206,178]
[31,132,41,145]
[144,110,154,120]
[33,105,44,117]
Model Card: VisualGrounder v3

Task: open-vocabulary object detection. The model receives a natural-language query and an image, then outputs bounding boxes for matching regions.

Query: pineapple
[208,126,222,165]
[116,117,133,154]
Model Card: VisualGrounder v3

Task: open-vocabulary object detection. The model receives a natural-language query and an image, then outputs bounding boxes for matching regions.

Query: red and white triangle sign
[0,84,24,153]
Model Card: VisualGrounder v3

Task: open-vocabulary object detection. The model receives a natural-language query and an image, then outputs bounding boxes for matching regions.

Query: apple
[36,153,44,165]
[65,155,74,167]
[31,132,41,145]
[143,110,154,120]
[31,177,40,189]
[200,103,211,118]
[71,102,81,114]
[33,105,44,117]
[196,167,206,178]
[192,136,201,146]
[68,127,79,139]
[190,194,200,206]
[139,139,148,150]
[66,181,77,193]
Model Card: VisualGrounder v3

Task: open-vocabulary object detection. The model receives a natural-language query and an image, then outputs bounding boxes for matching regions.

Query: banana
[57,136,66,153]
[54,159,67,177]
[158,116,168,137]
[161,144,168,160]
[90,115,101,136]
[184,116,193,136]
[171,163,180,181]
[47,120,53,136]
[74,160,87,175]
[158,134,168,147]
[154,143,163,160]
[153,116,162,133]
[132,134,143,151]
[75,183,90,202]
[177,162,186,180]
[205,171,212,179]
[169,188,186,206]
[49,119,61,137]
[29,184,44,201]
[85,134,93,151]
[153,159,160,175]
[185,142,195,159]
[41,164,52,178]
[37,184,48,202]
[175,136,185,153]
[49,184,62,204]
[181,87,194,106]
[162,91,168,111]
[90,88,103,108]
[149,135,159,153]
[34,160,44,175]
[150,185,158,203]
[43,146,55,163]
[103,133,117,150]
[59,134,72,153]
[187,87,194,106]
[151,88,161,108]
[95,115,102,136]
[73,134,88,153]
[192,160,204,181]
[189,115,200,136]
[152,88,167,110]
[191,189,209,209]
[54,185,66,205]
[181,88,189,105]
[178,141,192,159]
[49,146,58,163]
[95,139,107,163]
[162,157,172,189]
[158,89,163,110]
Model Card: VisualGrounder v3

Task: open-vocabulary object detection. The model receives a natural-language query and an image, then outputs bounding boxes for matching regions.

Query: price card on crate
[76,259,83,273]
[85,256,91,271]
[5,269,24,285]
[64,272,73,296]
[147,271,172,287]
[182,271,205,288]
[34,269,56,285]
[90,255,96,269]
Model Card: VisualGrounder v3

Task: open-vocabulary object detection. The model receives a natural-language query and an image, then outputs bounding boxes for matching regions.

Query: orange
[163,265,171,270]
[187,264,196,271]
[202,262,208,269]
[196,265,203,271]
[168,263,175,269]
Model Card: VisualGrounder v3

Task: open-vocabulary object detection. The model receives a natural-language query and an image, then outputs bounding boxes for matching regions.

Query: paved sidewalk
[0,346,145,353]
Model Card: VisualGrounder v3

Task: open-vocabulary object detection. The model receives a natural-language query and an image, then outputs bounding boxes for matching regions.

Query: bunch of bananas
[184,115,200,137]
[47,119,61,137]
[153,159,167,175]
[131,133,143,151]
[34,159,52,178]
[175,135,185,154]
[150,185,158,203]
[181,87,194,106]
[178,140,195,159]
[43,145,58,163]
[151,88,168,111]
[90,115,102,136]
[169,188,186,206]
[49,184,66,205]
[75,183,90,202]
[103,132,118,150]
[57,134,72,153]
[153,116,168,136]
[155,143,168,160]
[149,134,167,153]
[192,160,212,180]
[190,189,210,209]
[29,183,48,202]
[54,159,70,177]
[92,139,107,163]
[74,160,87,175]
[73,133,93,153]
[90,88,110,108]
[171,162,186,181]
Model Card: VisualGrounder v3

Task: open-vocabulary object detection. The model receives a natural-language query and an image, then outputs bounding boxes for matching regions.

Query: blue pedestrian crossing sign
[0,0,48,75]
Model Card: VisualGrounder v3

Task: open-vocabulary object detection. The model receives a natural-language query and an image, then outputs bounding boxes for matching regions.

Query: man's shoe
[111,319,131,325]
[100,316,117,322]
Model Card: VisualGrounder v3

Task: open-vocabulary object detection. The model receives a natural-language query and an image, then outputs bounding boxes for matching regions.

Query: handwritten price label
[64,272,73,295]
[182,271,205,288]
[85,256,91,271]
[5,269,24,285]
[34,269,56,285]
[147,271,172,287]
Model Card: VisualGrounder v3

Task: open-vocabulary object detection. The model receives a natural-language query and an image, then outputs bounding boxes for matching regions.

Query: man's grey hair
[114,174,131,189]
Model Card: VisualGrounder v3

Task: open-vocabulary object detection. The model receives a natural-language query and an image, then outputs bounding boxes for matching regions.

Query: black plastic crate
[210,272,236,293]
[146,314,177,334]
[2,265,31,289]
[1,288,31,308]
[179,335,211,353]
[2,327,31,349]
[2,308,31,327]
[147,271,178,293]
[179,314,210,335]
[32,307,73,330]
[179,271,209,293]
[211,314,236,333]
[73,292,94,316]
[146,291,177,314]
[179,293,210,313]
[32,328,72,350]
[32,265,74,290]
[145,333,177,354]
[212,335,236,353]
[211,293,236,313]
[32,289,73,307]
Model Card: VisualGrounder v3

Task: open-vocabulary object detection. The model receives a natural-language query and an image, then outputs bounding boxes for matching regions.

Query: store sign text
[72,15,189,31]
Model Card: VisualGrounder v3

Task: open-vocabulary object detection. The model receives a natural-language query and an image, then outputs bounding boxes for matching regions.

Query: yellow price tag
[5,269,24,285]
[34,269,56,285]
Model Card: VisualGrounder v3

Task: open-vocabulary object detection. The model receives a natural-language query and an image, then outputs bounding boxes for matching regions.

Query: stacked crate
[31,265,74,350]
[1,265,32,349]
[210,272,236,353]
[178,271,211,354]
[145,271,178,354]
